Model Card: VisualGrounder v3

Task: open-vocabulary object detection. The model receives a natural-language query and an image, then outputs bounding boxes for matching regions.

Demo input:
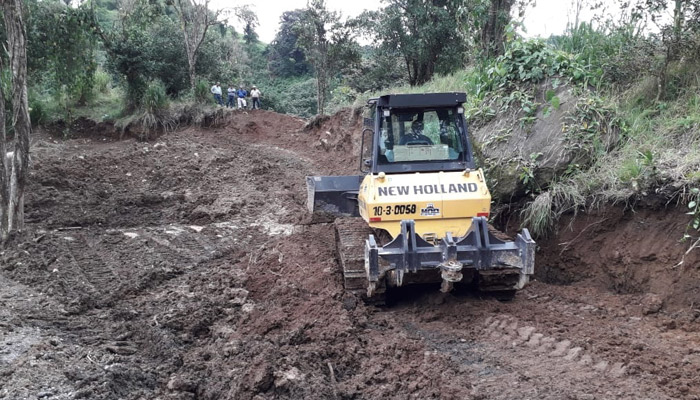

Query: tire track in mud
[371,287,689,400]
[482,314,627,377]
[1,124,322,399]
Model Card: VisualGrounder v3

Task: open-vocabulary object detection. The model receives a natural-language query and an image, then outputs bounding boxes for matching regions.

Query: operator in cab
[399,120,433,145]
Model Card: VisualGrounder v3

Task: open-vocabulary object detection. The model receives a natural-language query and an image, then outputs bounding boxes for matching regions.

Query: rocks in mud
[227,288,249,305]
[342,295,357,311]
[167,375,197,393]
[273,367,302,389]
[248,363,274,392]
[549,339,571,357]
[517,326,536,341]
[184,189,196,203]
[641,293,664,315]
[190,197,245,222]
[105,343,138,355]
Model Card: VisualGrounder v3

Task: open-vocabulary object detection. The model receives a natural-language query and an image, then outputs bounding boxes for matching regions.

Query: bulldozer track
[334,217,386,305]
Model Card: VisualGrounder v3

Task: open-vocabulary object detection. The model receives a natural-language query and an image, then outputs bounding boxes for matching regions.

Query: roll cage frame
[363,92,477,174]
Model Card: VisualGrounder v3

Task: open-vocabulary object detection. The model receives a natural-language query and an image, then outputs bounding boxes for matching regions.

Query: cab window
[377,108,466,164]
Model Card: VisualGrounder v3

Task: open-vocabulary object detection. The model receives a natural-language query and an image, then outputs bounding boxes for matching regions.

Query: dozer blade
[366,217,535,295]
[306,175,363,220]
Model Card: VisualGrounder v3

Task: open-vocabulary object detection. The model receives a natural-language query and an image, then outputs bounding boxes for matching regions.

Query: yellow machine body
[307,93,536,301]
[357,169,491,240]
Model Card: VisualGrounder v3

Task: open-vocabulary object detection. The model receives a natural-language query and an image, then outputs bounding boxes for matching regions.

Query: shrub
[93,68,112,95]
[29,98,47,126]
[143,80,169,115]
[194,79,211,104]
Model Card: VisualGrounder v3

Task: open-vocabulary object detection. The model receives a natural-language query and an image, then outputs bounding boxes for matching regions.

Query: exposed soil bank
[536,206,700,311]
[1,109,699,400]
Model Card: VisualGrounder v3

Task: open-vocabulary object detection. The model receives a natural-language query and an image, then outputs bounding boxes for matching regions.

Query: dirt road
[1,110,699,400]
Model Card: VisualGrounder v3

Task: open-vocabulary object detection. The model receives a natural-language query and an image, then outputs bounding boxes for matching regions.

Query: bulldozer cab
[366,93,476,174]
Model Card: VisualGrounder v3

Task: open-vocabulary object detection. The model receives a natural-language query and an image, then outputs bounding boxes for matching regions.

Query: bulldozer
[307,93,535,303]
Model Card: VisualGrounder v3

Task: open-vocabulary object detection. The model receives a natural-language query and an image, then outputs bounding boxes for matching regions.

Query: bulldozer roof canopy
[372,93,466,109]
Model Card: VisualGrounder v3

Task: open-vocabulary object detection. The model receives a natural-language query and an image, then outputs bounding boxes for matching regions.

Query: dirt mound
[225,108,364,176]
[43,117,122,141]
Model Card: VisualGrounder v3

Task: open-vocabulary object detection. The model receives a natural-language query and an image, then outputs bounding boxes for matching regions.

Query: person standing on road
[211,82,223,106]
[237,86,248,109]
[226,84,236,108]
[250,85,261,109]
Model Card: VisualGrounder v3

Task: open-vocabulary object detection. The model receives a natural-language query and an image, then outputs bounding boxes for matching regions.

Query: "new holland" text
[378,183,478,196]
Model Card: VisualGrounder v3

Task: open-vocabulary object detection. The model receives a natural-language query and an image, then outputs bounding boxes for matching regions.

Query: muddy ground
[1,109,700,400]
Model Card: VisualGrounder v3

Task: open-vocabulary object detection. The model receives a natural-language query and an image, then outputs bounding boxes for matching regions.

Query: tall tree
[368,0,469,86]
[480,0,532,56]
[628,0,700,99]
[480,0,515,57]
[235,5,258,44]
[268,10,311,77]
[1,0,32,243]
[27,1,97,105]
[90,0,162,109]
[294,0,360,115]
[171,0,220,90]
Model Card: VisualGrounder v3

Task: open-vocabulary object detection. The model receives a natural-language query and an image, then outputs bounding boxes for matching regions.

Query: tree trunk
[0,58,7,240]
[1,0,32,243]
[187,53,197,92]
[174,0,216,92]
[671,0,684,60]
[480,0,515,57]
[316,59,327,115]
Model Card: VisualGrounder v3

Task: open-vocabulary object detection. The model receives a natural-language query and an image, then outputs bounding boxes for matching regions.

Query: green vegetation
[13,0,521,124]
[7,0,700,240]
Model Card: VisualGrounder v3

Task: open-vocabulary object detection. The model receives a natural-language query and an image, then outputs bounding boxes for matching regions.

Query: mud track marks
[484,315,627,377]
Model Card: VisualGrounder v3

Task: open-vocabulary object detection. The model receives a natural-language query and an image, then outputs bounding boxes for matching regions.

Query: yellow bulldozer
[307,93,535,303]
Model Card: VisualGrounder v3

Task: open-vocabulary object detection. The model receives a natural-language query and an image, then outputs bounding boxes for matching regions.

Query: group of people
[210,83,262,110]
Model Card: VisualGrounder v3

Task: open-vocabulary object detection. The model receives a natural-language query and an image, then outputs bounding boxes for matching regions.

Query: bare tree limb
[1,0,32,243]
[172,0,221,90]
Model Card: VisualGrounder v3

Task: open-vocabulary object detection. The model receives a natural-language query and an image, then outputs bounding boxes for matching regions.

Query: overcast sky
[215,0,609,44]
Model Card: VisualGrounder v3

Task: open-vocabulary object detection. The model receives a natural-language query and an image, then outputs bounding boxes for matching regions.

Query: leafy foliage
[293,0,361,115]
[193,79,211,104]
[143,80,169,115]
[343,47,407,93]
[549,20,647,87]
[486,38,595,90]
[26,0,97,105]
[362,0,469,86]
[267,10,311,78]
[235,5,259,44]
[687,187,700,235]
